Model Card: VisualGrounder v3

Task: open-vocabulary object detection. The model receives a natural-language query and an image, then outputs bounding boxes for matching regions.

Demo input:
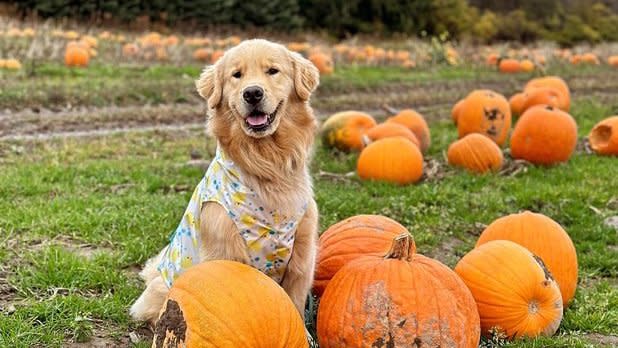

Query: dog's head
[196,39,319,138]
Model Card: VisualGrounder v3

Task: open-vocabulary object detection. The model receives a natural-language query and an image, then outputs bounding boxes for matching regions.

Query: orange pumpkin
[318,234,480,348]
[152,261,307,348]
[447,133,503,174]
[510,105,578,165]
[385,109,431,152]
[581,53,600,65]
[321,111,377,151]
[499,59,521,73]
[455,240,563,338]
[3,58,22,70]
[521,87,568,113]
[525,76,571,111]
[363,123,420,148]
[64,43,90,67]
[122,43,139,58]
[451,98,465,125]
[608,56,618,67]
[520,59,535,72]
[457,89,512,146]
[192,48,211,62]
[509,92,526,116]
[210,49,224,64]
[357,137,423,185]
[476,211,578,306]
[486,53,499,66]
[309,53,334,75]
[589,116,618,155]
[314,215,408,296]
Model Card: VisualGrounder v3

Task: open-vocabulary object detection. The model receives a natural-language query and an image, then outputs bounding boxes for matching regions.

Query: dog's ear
[290,51,320,101]
[196,61,223,109]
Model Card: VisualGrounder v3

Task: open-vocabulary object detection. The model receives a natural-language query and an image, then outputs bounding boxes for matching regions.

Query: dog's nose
[243,86,264,105]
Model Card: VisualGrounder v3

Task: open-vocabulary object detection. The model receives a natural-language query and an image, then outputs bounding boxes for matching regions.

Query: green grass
[0,65,617,346]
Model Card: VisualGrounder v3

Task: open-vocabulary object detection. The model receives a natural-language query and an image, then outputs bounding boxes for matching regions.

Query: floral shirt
[158,147,307,288]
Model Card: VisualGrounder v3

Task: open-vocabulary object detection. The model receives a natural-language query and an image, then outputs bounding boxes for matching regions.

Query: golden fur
[130,39,320,324]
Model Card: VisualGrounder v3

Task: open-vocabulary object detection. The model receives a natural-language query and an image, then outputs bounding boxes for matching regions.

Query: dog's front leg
[281,200,318,319]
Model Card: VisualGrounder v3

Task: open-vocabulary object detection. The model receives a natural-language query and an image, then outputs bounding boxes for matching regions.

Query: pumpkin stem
[384,233,416,261]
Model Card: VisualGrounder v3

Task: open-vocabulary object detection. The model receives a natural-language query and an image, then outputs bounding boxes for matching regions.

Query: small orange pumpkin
[457,89,512,146]
[455,240,563,338]
[152,261,307,348]
[486,53,499,66]
[318,234,480,348]
[589,116,618,155]
[510,105,578,165]
[608,56,618,67]
[385,109,431,152]
[476,211,578,306]
[210,49,224,64]
[321,111,377,151]
[451,98,465,125]
[357,137,423,185]
[525,76,571,111]
[309,53,334,75]
[122,43,139,58]
[521,87,568,113]
[499,59,521,73]
[3,58,22,70]
[192,48,211,62]
[447,133,503,174]
[363,123,420,148]
[64,43,90,67]
[509,92,526,116]
[314,215,408,296]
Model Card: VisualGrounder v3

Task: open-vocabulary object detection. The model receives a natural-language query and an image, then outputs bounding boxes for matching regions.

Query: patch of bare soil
[584,333,618,346]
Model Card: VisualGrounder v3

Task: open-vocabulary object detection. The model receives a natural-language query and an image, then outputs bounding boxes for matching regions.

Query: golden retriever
[130,39,320,324]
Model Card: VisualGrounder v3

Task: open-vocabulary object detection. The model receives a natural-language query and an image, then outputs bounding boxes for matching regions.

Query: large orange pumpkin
[318,234,480,348]
[152,260,307,348]
[510,105,578,165]
[385,109,431,152]
[499,59,521,73]
[321,111,377,151]
[309,53,334,75]
[447,133,503,174]
[455,240,563,338]
[457,89,512,146]
[524,76,571,111]
[64,43,90,67]
[476,211,578,306]
[314,214,408,296]
[589,116,618,155]
[357,137,423,185]
[363,122,420,148]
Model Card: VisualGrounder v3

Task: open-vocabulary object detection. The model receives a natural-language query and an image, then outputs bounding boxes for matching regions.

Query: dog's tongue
[246,113,268,126]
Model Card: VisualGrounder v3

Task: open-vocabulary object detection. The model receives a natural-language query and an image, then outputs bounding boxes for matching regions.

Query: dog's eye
[267,68,279,75]
[232,71,242,79]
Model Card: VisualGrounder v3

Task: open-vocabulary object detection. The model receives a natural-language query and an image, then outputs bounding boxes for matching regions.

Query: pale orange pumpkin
[122,43,139,58]
[318,234,480,347]
[608,56,618,67]
[321,111,377,151]
[447,133,503,173]
[309,53,334,75]
[524,76,571,111]
[152,260,307,348]
[455,240,563,338]
[357,137,423,185]
[457,89,512,146]
[314,215,408,296]
[476,211,578,306]
[521,87,568,113]
[589,116,618,155]
[510,105,578,165]
[363,122,420,148]
[385,109,431,152]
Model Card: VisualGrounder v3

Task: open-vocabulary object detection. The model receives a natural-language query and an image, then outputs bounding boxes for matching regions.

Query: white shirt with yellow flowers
[158,147,307,288]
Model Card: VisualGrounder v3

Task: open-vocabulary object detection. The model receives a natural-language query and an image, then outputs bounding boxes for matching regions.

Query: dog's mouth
[244,101,282,132]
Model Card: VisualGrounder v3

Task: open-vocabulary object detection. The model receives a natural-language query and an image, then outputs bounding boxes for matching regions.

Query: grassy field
[0,62,617,347]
